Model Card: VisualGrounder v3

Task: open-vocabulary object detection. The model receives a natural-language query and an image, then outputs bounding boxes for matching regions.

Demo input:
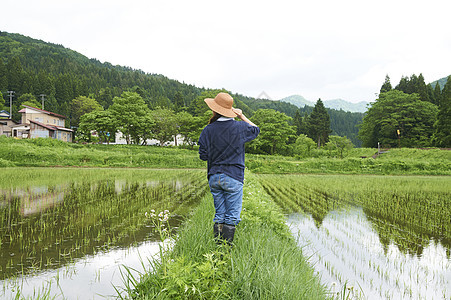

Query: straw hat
[204,92,237,118]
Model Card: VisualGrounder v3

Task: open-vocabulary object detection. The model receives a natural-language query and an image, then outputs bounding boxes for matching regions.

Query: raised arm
[232,108,258,127]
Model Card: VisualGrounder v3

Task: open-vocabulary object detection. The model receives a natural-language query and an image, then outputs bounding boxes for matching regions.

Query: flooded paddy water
[259,174,451,300]
[0,168,208,299]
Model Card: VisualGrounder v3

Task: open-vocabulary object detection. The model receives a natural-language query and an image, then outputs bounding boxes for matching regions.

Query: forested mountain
[321,99,368,113]
[0,31,203,119]
[280,95,369,113]
[0,31,363,145]
[430,76,449,90]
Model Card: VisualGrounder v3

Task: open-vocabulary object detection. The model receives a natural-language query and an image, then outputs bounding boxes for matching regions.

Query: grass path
[125,173,330,299]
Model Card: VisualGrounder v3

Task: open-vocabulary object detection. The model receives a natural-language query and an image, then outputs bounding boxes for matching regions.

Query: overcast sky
[2,0,450,103]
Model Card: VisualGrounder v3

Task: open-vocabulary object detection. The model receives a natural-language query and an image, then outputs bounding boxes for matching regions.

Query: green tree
[433,76,451,147]
[433,81,442,106]
[173,91,184,112]
[416,74,430,103]
[97,88,113,109]
[7,56,23,92]
[0,58,7,92]
[176,111,204,147]
[306,99,331,148]
[380,75,392,94]
[395,73,431,102]
[37,71,55,98]
[78,110,117,144]
[325,135,354,158]
[18,93,41,108]
[293,110,303,135]
[248,109,296,155]
[149,107,178,146]
[359,90,438,148]
[70,96,103,128]
[109,91,150,145]
[292,134,316,157]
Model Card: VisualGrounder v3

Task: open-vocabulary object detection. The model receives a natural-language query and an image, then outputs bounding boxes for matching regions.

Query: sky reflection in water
[288,207,451,299]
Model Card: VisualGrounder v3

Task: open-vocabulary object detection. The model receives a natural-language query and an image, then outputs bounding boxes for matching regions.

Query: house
[12,105,73,142]
[113,131,185,146]
[0,118,18,137]
[0,110,10,119]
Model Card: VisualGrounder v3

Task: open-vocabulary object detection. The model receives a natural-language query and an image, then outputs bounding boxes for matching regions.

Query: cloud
[2,0,450,103]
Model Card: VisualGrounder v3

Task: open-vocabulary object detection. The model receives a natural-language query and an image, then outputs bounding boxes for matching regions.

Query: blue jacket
[198,119,260,183]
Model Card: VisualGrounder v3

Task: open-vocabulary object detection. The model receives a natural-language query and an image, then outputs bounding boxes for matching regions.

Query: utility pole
[7,91,14,119]
[39,94,46,110]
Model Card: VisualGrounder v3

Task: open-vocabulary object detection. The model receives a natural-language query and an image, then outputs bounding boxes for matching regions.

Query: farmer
[198,92,260,245]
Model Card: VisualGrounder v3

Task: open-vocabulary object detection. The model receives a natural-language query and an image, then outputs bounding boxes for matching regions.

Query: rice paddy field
[258,174,451,299]
[1,165,450,299]
[0,168,208,298]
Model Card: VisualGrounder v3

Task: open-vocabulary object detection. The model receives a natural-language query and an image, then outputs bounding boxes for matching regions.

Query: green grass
[0,136,205,169]
[1,137,450,175]
[125,174,329,299]
[246,148,451,175]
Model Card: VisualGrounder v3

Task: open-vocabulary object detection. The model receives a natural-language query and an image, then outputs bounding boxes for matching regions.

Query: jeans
[208,173,243,225]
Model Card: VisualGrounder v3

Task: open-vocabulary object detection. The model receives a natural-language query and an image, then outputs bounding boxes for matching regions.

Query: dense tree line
[0,31,389,151]
[77,91,351,160]
[360,74,450,148]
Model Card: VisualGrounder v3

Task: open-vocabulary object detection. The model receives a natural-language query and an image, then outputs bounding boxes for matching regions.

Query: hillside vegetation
[1,137,449,175]
[0,31,363,146]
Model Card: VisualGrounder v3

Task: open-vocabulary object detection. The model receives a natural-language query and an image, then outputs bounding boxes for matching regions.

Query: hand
[232,108,242,117]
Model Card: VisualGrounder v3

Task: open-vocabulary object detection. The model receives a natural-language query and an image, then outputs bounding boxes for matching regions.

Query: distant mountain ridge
[430,76,449,90]
[279,95,369,113]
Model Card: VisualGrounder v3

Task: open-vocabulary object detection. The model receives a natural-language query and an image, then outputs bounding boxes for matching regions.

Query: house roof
[29,119,56,131]
[0,110,10,118]
[28,119,73,132]
[19,105,67,119]
[0,119,17,124]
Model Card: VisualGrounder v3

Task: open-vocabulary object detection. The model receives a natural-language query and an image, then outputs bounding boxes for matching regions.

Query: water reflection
[288,208,451,300]
[0,175,207,281]
[1,240,161,299]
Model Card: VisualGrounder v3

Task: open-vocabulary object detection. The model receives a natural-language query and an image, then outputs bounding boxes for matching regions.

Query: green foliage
[78,110,117,144]
[176,111,207,148]
[395,73,432,103]
[70,95,103,127]
[0,32,203,121]
[359,90,438,148]
[0,32,367,148]
[325,135,354,158]
[129,174,327,299]
[109,91,150,144]
[380,74,392,93]
[248,109,296,155]
[246,148,451,175]
[292,134,316,157]
[305,99,331,147]
[433,76,451,147]
[149,107,177,146]
[18,93,40,108]
[0,137,205,168]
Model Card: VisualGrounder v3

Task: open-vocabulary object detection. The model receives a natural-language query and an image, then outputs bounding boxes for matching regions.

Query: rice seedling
[257,173,451,299]
[0,168,208,297]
